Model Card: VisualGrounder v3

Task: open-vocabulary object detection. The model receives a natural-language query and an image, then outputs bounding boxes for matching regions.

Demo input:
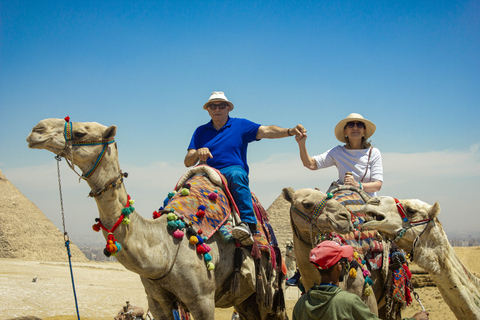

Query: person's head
[310,241,353,281]
[334,113,376,149]
[203,91,234,124]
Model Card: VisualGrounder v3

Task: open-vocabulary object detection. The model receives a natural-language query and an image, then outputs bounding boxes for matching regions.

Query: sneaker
[232,222,254,246]
[286,271,301,286]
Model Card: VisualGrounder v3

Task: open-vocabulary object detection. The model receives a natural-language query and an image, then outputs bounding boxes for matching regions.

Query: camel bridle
[393,197,434,262]
[290,193,334,248]
[62,117,116,180]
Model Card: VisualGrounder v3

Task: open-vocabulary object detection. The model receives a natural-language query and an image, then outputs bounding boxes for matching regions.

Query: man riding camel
[184,91,306,245]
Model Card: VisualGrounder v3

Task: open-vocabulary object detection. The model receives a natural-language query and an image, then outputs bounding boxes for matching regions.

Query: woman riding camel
[295,113,383,196]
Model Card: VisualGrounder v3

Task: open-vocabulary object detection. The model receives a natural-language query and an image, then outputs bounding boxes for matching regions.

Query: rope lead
[56,156,81,320]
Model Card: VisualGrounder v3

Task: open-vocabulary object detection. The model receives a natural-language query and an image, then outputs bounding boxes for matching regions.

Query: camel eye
[406,207,416,215]
[74,131,87,139]
[302,203,313,210]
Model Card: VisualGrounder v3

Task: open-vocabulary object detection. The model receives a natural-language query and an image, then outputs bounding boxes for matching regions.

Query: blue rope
[65,239,81,319]
[56,156,81,320]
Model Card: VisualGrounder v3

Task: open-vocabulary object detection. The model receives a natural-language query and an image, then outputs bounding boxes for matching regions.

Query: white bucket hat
[202,91,234,110]
[334,113,376,143]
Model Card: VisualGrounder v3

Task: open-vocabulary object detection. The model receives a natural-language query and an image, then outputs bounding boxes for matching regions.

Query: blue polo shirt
[188,117,261,173]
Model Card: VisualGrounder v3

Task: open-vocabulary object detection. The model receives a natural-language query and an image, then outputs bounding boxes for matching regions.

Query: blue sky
[1,1,479,242]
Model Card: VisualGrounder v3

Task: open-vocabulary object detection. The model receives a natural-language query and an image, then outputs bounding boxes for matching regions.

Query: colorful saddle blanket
[164,166,278,258]
[165,173,230,239]
[329,186,384,270]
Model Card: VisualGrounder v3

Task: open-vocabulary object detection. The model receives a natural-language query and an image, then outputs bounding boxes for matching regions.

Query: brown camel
[26,118,286,320]
[282,187,388,316]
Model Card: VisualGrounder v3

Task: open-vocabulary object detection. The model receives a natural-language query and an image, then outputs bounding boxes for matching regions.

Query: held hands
[197,148,213,163]
[291,124,307,141]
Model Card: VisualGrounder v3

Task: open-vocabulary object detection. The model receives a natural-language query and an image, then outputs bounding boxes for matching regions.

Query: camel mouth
[27,140,45,149]
[361,210,386,229]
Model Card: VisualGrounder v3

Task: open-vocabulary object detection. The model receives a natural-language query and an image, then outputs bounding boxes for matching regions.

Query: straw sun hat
[334,113,376,143]
[202,91,234,110]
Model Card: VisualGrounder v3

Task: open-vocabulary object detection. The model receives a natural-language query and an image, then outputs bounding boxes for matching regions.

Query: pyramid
[266,193,293,255]
[0,169,88,262]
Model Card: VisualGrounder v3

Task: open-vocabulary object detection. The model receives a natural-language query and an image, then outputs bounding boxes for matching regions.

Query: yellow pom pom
[129,199,135,205]
[349,267,357,278]
[353,252,359,259]
[364,285,373,296]
[189,235,199,245]
[207,262,215,270]
[181,188,189,196]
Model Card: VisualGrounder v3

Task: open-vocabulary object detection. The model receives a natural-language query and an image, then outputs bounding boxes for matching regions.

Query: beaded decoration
[92,194,134,257]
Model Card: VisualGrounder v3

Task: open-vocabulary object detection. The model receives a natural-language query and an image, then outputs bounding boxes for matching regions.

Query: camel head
[26,118,117,175]
[282,187,353,237]
[361,196,441,245]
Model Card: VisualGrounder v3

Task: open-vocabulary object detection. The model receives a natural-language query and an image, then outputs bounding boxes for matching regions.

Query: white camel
[26,118,286,320]
[282,187,386,316]
[361,196,480,320]
[285,240,296,280]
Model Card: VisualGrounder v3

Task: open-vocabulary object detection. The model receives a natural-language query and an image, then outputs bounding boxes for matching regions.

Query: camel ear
[314,187,320,191]
[104,125,117,140]
[428,202,441,219]
[282,187,295,204]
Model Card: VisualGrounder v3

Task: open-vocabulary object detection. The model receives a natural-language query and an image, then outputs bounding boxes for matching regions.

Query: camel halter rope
[63,116,116,180]
[289,192,334,248]
[55,155,81,320]
[393,198,434,262]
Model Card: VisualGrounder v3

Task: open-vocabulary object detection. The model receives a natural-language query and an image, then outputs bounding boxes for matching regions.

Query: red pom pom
[64,116,70,122]
[196,210,205,218]
[208,192,218,200]
[198,229,203,235]
[196,244,206,254]
[92,223,101,232]
[153,211,161,219]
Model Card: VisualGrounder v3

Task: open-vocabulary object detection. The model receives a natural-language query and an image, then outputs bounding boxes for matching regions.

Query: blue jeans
[219,165,257,225]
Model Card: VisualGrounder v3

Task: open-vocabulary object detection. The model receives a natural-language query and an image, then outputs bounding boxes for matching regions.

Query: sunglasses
[208,103,228,110]
[346,121,365,129]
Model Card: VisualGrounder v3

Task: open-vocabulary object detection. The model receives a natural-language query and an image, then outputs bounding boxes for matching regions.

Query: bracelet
[287,128,293,136]
[359,182,363,190]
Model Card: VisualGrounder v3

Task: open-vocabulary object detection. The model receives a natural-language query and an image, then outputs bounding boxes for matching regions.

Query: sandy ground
[2,247,480,320]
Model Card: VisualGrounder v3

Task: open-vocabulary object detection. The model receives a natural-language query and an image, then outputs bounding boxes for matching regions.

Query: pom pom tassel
[230,247,242,295]
[349,267,357,278]
[364,284,373,296]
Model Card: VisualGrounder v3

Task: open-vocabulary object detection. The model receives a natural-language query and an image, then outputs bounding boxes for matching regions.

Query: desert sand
[1,246,479,320]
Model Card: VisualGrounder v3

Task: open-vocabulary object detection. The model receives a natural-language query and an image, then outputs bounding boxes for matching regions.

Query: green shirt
[293,284,415,320]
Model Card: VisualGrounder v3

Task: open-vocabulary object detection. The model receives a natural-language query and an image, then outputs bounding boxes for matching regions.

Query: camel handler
[184,91,306,246]
[292,241,430,320]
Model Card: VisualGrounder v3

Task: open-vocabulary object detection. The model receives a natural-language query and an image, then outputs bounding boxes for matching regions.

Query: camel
[26,118,286,320]
[282,187,386,316]
[285,241,296,280]
[361,196,480,320]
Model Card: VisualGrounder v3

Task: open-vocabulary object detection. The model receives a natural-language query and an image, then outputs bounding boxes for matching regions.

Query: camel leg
[141,277,176,320]
[145,295,175,320]
[185,295,216,320]
[235,294,262,320]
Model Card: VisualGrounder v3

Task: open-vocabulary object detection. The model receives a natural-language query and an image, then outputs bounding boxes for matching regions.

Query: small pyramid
[266,193,293,254]
[0,169,88,262]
